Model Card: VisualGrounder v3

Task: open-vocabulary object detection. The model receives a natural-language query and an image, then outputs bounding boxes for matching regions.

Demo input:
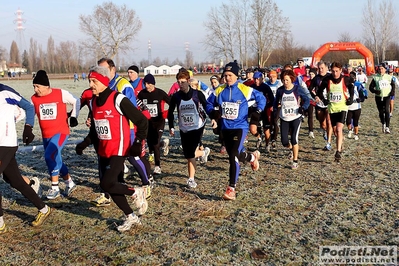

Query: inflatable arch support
[311,42,375,76]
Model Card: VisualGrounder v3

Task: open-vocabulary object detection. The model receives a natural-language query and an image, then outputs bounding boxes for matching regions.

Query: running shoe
[161,138,170,156]
[250,150,260,171]
[308,131,314,139]
[201,147,211,163]
[220,146,227,154]
[187,178,197,189]
[244,135,248,143]
[347,130,354,139]
[292,162,299,169]
[148,153,154,163]
[382,124,386,133]
[385,127,391,134]
[117,214,141,232]
[323,143,332,151]
[256,137,262,150]
[334,151,342,162]
[32,206,52,227]
[91,193,111,207]
[0,223,6,234]
[153,166,162,175]
[63,183,77,197]
[132,187,148,215]
[223,186,236,200]
[46,188,60,200]
[30,177,42,197]
[354,134,359,140]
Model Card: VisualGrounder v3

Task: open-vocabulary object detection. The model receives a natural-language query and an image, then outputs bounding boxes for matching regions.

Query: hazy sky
[0,0,397,64]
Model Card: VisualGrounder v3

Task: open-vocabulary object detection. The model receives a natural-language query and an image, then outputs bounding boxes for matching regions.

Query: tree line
[0,0,398,74]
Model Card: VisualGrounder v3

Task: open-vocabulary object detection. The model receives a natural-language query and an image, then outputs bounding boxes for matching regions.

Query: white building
[144,64,183,76]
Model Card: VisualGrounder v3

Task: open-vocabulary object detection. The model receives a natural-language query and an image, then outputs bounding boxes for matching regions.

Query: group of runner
[0,58,394,233]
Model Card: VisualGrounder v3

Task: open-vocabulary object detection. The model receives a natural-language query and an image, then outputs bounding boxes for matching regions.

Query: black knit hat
[33,70,50,86]
[224,62,240,77]
[128,65,139,74]
[144,73,156,85]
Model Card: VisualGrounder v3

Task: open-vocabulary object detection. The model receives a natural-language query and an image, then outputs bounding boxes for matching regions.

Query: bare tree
[232,0,251,68]
[250,0,290,67]
[362,0,398,64]
[29,38,39,71]
[79,2,142,59]
[203,4,236,64]
[57,41,79,73]
[9,41,21,64]
[0,46,6,61]
[185,50,194,68]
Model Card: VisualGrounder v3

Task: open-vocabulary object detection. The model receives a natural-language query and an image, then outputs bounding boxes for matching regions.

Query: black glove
[22,124,35,145]
[346,99,353,105]
[130,138,142,157]
[298,106,304,115]
[210,109,221,120]
[69,117,78,127]
[356,98,361,103]
[250,110,261,122]
[322,99,330,106]
[75,138,91,155]
[375,90,381,95]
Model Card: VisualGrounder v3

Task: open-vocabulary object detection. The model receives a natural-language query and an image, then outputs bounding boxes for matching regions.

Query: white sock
[51,183,59,191]
[40,205,49,214]
[65,178,75,188]
[0,216,4,227]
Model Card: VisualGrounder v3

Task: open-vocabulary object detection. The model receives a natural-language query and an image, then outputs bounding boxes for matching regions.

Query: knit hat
[224,62,240,77]
[128,65,139,74]
[253,71,263,79]
[309,68,317,75]
[144,73,156,85]
[33,70,50,86]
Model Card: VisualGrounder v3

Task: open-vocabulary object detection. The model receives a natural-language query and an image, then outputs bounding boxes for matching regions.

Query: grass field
[0,76,398,265]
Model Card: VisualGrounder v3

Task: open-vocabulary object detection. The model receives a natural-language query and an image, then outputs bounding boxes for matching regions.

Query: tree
[46,36,56,73]
[9,41,21,64]
[79,1,142,59]
[362,0,398,64]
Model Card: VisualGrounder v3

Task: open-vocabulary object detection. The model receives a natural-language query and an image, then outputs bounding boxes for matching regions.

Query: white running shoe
[117,214,141,232]
[132,187,148,215]
[153,166,162,175]
[187,178,197,188]
[382,124,386,133]
[308,131,314,139]
[201,147,210,163]
[354,134,359,140]
[385,127,391,134]
[161,138,170,156]
[123,163,129,174]
[30,177,42,197]
[347,130,354,139]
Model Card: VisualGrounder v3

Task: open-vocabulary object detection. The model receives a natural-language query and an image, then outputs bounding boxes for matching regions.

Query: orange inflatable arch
[311,42,375,76]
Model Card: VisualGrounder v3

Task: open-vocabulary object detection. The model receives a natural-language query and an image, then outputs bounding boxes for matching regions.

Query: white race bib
[180,113,195,127]
[94,119,112,140]
[39,103,57,120]
[329,92,343,103]
[147,103,158,117]
[221,102,239,120]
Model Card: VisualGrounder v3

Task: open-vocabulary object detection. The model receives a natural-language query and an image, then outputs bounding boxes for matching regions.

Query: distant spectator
[73,72,79,82]
[81,72,86,80]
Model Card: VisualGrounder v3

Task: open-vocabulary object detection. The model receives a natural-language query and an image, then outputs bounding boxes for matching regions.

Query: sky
[0,0,398,65]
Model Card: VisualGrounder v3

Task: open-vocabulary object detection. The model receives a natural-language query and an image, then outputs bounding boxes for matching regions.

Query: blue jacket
[206,81,266,130]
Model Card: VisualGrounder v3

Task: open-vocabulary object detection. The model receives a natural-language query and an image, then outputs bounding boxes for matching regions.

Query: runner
[250,71,274,152]
[31,70,80,199]
[127,65,145,97]
[309,60,333,149]
[274,69,310,169]
[317,62,354,162]
[137,74,171,175]
[346,71,365,140]
[206,61,266,200]
[88,66,148,232]
[369,63,395,133]
[167,69,210,189]
[0,83,52,232]
[209,75,226,154]
[266,70,283,149]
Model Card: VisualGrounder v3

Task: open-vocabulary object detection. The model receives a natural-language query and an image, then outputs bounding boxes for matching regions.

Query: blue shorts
[43,133,69,177]
[390,96,395,100]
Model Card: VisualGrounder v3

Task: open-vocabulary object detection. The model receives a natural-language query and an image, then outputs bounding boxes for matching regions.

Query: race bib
[221,102,239,120]
[180,113,195,127]
[379,80,391,95]
[282,103,298,117]
[147,104,158,117]
[39,103,57,120]
[329,92,342,103]
[94,119,112,140]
